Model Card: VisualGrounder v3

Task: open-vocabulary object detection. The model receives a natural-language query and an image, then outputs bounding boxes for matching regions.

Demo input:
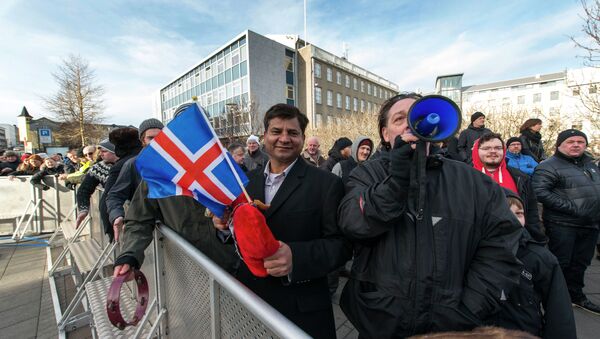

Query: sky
[0,0,590,126]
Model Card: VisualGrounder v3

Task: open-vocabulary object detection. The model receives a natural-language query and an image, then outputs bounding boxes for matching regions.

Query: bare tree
[307,110,380,155]
[212,95,261,145]
[463,104,566,156]
[572,0,600,65]
[44,55,105,147]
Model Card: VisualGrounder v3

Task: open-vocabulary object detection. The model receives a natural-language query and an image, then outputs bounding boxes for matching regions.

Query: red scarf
[471,139,519,194]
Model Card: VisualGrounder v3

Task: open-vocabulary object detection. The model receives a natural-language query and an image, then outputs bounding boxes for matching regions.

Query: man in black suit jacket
[214,104,351,338]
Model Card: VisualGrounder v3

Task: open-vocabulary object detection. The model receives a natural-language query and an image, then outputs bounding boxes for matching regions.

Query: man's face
[231,147,245,165]
[478,138,504,168]
[357,145,371,162]
[83,147,96,161]
[99,149,118,163]
[67,152,78,163]
[263,117,304,165]
[5,155,17,163]
[51,154,61,162]
[306,138,320,155]
[341,146,352,158]
[143,128,162,146]
[473,116,486,128]
[382,98,415,146]
[510,204,526,227]
[247,140,259,153]
[558,136,587,158]
[508,142,522,154]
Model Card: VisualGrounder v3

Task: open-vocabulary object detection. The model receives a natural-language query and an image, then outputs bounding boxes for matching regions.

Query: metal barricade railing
[157,225,310,339]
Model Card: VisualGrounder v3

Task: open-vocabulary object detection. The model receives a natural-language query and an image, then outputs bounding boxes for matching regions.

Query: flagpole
[195,103,253,204]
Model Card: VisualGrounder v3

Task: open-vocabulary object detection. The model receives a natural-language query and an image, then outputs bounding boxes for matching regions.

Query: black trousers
[546,223,599,302]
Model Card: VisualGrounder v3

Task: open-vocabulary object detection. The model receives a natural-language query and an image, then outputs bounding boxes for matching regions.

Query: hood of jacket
[351,136,374,162]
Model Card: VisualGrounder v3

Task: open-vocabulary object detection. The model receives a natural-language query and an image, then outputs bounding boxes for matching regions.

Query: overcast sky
[0,0,588,126]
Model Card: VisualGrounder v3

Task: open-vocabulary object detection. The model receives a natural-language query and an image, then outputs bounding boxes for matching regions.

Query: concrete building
[0,124,18,149]
[157,30,398,136]
[435,68,600,143]
[0,127,6,150]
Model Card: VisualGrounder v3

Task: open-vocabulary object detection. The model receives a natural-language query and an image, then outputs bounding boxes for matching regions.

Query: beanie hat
[505,137,521,149]
[556,129,588,148]
[471,111,485,123]
[334,137,353,151]
[138,118,164,140]
[359,139,373,149]
[97,138,115,153]
[247,135,260,144]
[109,127,143,158]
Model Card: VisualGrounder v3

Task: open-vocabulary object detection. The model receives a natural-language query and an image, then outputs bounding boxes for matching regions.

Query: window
[361,80,365,92]
[327,90,333,106]
[550,91,559,100]
[373,86,378,97]
[336,93,342,108]
[368,83,372,95]
[353,97,358,111]
[367,101,372,112]
[572,87,580,96]
[286,85,294,100]
[345,75,350,88]
[361,99,365,112]
[572,120,583,130]
[549,107,560,117]
[316,114,322,128]
[315,87,322,104]
[589,85,597,94]
[353,78,358,90]
[327,68,333,82]
[285,57,294,72]
[533,93,541,103]
[315,63,321,78]
[345,95,350,110]
[517,96,525,104]
[336,71,342,85]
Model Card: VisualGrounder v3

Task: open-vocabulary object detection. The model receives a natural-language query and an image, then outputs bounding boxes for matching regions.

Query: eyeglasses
[479,146,503,152]
[86,152,95,156]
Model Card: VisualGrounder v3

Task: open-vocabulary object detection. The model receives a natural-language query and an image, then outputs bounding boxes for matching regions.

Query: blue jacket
[506,152,538,176]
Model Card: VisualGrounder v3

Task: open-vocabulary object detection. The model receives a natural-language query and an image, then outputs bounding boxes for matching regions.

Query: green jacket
[115,181,238,274]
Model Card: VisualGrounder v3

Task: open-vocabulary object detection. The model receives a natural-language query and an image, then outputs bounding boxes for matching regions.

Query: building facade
[157,30,398,136]
[0,124,18,149]
[435,68,600,145]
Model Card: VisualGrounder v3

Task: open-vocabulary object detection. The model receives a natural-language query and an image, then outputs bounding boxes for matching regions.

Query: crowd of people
[1,94,599,338]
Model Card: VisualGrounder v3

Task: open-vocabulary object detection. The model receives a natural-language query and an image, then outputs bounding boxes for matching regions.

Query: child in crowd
[496,189,576,339]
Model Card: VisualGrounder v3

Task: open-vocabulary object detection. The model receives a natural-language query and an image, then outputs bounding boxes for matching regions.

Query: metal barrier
[22,177,312,338]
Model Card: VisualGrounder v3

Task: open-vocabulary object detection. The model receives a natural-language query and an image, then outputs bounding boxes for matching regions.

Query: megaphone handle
[414,142,428,221]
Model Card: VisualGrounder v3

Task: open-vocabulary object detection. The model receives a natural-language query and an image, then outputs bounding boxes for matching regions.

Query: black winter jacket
[338,152,522,338]
[506,167,546,242]
[30,164,64,189]
[106,156,141,225]
[103,153,140,239]
[496,230,576,339]
[520,130,546,163]
[457,125,491,163]
[532,152,600,228]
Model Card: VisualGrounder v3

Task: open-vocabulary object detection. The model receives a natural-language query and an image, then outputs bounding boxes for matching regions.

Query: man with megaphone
[337,93,523,338]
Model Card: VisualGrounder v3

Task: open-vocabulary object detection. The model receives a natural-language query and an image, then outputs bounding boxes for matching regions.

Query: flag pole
[195,103,252,204]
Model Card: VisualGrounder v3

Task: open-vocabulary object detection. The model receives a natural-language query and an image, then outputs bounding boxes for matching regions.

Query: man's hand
[75,211,88,229]
[263,241,292,277]
[211,209,231,231]
[58,173,68,181]
[113,264,131,278]
[390,134,417,187]
[113,217,124,242]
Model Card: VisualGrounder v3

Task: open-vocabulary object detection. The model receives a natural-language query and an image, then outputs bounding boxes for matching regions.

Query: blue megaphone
[407,95,462,142]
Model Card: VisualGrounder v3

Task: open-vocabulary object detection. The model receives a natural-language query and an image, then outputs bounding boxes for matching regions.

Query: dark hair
[519,118,542,133]
[507,196,524,210]
[227,142,245,153]
[377,92,423,149]
[478,132,504,147]
[263,104,309,134]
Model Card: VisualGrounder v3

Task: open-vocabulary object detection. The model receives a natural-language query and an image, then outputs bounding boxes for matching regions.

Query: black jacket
[238,158,351,339]
[338,152,522,337]
[532,152,600,228]
[103,152,140,239]
[320,148,346,172]
[496,230,576,339]
[458,125,491,163]
[506,167,546,242]
[106,156,141,225]
[30,164,64,189]
[520,130,546,163]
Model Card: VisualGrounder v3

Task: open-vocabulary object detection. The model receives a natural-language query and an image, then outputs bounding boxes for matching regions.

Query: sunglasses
[86,152,95,156]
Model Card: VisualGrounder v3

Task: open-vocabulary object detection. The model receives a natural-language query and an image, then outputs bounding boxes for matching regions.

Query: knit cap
[556,129,587,148]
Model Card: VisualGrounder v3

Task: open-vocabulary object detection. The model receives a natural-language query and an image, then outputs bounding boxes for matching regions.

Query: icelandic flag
[135,104,249,218]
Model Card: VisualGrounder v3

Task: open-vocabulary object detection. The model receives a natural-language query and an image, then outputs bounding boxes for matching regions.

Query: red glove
[232,203,279,277]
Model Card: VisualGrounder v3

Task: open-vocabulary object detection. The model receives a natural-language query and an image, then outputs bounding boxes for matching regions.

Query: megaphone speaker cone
[407,95,462,142]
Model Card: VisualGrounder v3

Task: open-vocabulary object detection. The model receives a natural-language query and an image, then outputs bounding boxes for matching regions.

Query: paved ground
[1,240,599,338]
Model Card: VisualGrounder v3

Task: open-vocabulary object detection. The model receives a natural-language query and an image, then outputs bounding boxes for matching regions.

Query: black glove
[389,135,414,187]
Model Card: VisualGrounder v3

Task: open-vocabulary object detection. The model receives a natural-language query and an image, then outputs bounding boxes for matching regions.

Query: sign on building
[39,129,52,144]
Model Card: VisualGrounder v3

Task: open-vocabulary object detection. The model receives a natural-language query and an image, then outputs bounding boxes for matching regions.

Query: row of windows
[314,62,391,99]
[314,88,380,113]
[161,37,248,105]
[467,80,562,96]
[465,91,561,104]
